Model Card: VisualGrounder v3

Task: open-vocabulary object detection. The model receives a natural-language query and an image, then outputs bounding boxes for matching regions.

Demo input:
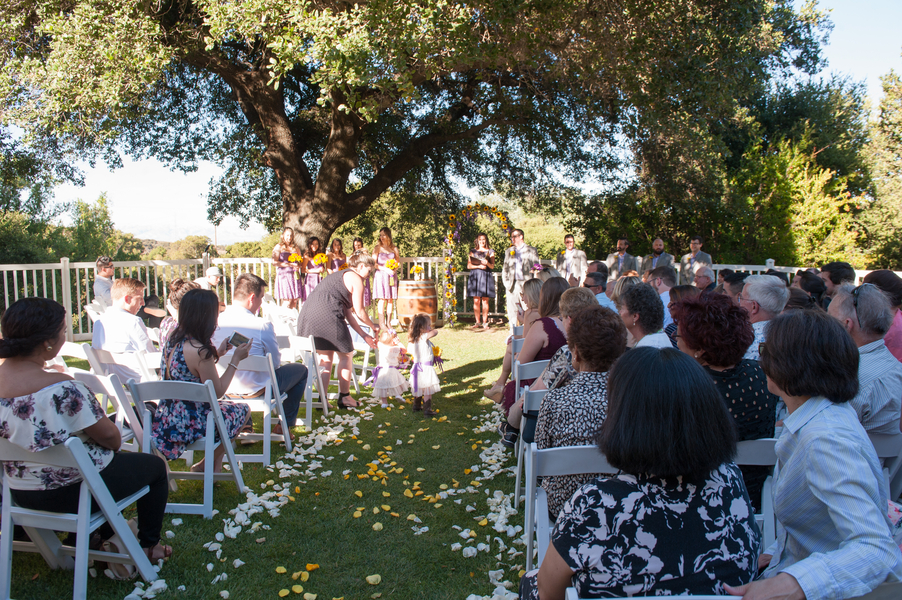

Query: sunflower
[444,256,451,263]
[449,214,456,221]
[445,291,452,298]
[451,266,457,272]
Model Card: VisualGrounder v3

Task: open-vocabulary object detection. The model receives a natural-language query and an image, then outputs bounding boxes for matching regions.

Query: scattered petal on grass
[416,468,425,472]
[382,491,390,497]
[291,585,304,594]
[279,590,290,597]
[372,522,383,531]
[276,567,287,574]
[303,594,317,600]
[365,574,382,585]
[171,518,183,526]
[381,504,390,511]
[256,538,266,543]
[220,592,230,599]
[207,564,214,572]
[431,445,440,449]
[403,489,414,498]
[306,564,319,571]
[165,530,175,539]
[478,518,488,526]
[353,511,362,518]
[354,491,363,497]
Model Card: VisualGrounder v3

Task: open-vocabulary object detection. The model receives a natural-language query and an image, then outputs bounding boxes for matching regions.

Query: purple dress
[303,257,323,301]
[273,250,302,301]
[373,251,398,300]
[330,256,347,271]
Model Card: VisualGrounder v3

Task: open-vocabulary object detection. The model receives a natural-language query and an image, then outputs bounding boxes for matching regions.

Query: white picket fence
[0,255,893,341]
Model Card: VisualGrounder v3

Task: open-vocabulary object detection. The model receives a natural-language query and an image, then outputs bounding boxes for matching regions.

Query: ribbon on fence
[411,361,433,392]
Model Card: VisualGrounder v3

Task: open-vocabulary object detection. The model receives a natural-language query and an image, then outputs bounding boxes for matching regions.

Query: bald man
[639,238,674,275]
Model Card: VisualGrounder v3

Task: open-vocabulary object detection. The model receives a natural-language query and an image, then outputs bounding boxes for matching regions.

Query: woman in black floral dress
[520,347,760,599]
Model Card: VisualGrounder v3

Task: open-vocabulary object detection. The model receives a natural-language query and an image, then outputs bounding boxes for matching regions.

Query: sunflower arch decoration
[441,204,513,326]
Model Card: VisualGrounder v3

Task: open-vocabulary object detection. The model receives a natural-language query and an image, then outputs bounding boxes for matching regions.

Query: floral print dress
[520,463,760,598]
[151,338,249,460]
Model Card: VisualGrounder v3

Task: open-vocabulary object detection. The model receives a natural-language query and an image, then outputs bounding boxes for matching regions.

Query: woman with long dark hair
[272,227,303,309]
[151,289,251,473]
[467,233,496,330]
[0,298,171,564]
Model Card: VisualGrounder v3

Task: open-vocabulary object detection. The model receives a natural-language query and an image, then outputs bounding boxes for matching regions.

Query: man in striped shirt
[828,283,902,434]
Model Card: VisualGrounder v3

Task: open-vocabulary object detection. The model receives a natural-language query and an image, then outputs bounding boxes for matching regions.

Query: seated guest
[484,279,543,402]
[739,275,789,360]
[535,305,626,518]
[693,265,716,291]
[791,270,827,308]
[728,310,902,600]
[818,260,856,309]
[783,287,822,312]
[672,292,778,507]
[160,278,200,346]
[211,273,308,440]
[521,347,759,599]
[714,267,734,294]
[92,277,156,382]
[648,265,677,327]
[494,277,570,447]
[153,289,252,472]
[663,284,700,346]
[506,287,601,442]
[609,274,639,309]
[93,255,114,307]
[723,271,751,305]
[827,284,902,434]
[194,267,222,291]
[0,298,171,563]
[764,268,790,287]
[863,270,902,362]
[582,271,617,312]
[619,283,670,348]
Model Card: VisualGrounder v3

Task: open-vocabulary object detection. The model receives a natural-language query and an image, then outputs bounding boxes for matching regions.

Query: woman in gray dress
[297,251,379,408]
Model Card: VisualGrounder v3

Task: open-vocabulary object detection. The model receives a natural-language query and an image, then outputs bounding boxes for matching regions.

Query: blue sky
[52,1,902,245]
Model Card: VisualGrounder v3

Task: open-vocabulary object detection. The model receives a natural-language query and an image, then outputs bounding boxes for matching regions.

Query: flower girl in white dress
[407,313,441,416]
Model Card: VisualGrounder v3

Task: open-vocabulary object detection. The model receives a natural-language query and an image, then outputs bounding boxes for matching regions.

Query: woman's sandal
[336,394,358,409]
[144,543,173,563]
[101,534,137,580]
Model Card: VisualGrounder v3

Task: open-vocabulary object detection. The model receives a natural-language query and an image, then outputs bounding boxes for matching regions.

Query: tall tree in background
[864,70,902,267]
[0,0,825,243]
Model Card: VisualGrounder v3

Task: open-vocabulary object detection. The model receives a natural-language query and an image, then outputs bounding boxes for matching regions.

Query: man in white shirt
[553,234,588,287]
[93,256,115,308]
[739,275,789,360]
[211,273,308,437]
[92,277,156,382]
[648,265,677,328]
[194,267,222,291]
[583,271,618,313]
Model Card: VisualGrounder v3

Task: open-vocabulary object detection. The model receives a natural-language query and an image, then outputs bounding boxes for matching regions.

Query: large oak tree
[0,0,823,241]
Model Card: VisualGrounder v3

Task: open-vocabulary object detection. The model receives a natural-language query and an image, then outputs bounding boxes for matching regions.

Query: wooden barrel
[397,279,439,327]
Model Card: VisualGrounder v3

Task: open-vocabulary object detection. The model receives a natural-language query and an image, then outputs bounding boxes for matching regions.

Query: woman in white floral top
[0,298,171,563]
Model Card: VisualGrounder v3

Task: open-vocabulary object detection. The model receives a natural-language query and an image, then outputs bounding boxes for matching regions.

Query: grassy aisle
[9,326,528,600]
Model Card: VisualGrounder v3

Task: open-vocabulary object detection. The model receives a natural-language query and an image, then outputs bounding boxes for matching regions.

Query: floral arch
[441,204,514,326]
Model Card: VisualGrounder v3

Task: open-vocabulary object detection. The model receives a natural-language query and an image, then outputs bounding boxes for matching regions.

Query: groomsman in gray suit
[554,234,588,287]
[502,229,539,332]
[605,237,638,282]
[679,236,713,285]
[639,238,674,276]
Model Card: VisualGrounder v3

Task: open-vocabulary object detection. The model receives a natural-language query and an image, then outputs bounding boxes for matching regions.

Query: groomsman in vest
[679,236,712,285]
[605,237,638,282]
[554,234,588,287]
[502,229,539,332]
[640,238,674,276]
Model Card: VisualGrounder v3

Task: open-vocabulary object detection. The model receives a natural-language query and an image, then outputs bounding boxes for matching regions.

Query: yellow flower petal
[301,572,310,581]
[404,489,414,498]
[279,591,290,598]
[382,491,390,497]
[362,444,371,450]
[292,585,304,593]
[292,572,302,580]
[366,574,382,585]
[431,445,440,449]
[390,512,400,517]
[479,518,488,526]
[295,486,301,494]
[406,514,417,521]
[306,564,319,571]
[303,594,317,600]
[276,566,288,574]
[353,511,362,518]
[372,522,383,531]
[381,504,391,510]
[439,484,449,490]
[416,467,425,472]
[373,507,380,514]
[355,491,363,497]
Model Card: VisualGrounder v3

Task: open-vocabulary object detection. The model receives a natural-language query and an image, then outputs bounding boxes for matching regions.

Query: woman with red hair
[671,291,779,508]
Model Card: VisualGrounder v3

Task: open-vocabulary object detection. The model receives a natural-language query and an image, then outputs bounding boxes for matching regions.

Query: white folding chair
[511,337,525,364]
[525,443,617,571]
[564,582,902,600]
[128,379,245,519]
[734,438,778,549]
[84,346,159,382]
[351,340,373,393]
[868,432,902,500]
[84,301,105,324]
[71,372,144,453]
[512,325,524,337]
[147,327,161,348]
[219,353,292,464]
[288,335,332,429]
[0,437,158,600]
[513,388,547,507]
[45,341,91,375]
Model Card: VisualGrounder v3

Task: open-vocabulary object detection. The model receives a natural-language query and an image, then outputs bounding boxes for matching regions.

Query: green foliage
[66,194,143,263]
[0,211,55,264]
[224,231,281,259]
[863,70,902,268]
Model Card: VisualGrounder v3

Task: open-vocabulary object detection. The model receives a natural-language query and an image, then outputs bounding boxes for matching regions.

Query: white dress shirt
[211,305,280,395]
[659,289,673,328]
[93,275,113,307]
[92,307,155,382]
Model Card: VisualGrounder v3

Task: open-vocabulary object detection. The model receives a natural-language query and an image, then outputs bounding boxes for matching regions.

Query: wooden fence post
[60,257,74,342]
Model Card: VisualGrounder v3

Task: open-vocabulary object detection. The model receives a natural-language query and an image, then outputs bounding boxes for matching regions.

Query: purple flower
[12,398,34,420]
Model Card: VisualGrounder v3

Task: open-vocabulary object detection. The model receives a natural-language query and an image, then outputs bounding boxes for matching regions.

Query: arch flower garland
[441,204,513,326]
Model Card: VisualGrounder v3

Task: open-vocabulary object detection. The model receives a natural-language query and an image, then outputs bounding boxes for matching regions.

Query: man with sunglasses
[93,256,115,308]
[583,271,617,312]
[738,275,789,360]
[828,283,902,434]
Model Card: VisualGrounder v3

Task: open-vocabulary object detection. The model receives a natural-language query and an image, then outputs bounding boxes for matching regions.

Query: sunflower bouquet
[312,253,329,266]
[411,264,425,281]
[431,344,444,372]
[385,258,399,285]
[288,253,304,280]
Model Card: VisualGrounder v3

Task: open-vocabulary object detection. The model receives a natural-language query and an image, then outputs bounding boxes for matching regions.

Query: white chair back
[84,346,159,382]
[0,437,158,599]
[525,443,617,571]
[734,438,778,549]
[84,302,105,324]
[127,379,245,518]
[72,372,144,453]
[512,325,524,337]
[867,432,902,500]
[514,388,548,507]
[288,334,332,428]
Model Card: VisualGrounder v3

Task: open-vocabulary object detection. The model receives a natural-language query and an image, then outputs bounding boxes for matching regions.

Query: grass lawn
[7,325,529,600]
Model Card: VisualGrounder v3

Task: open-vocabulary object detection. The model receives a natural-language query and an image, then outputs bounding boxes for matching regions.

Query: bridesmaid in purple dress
[328,238,348,273]
[272,227,303,309]
[372,227,400,329]
[302,236,325,302]
[353,237,372,308]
